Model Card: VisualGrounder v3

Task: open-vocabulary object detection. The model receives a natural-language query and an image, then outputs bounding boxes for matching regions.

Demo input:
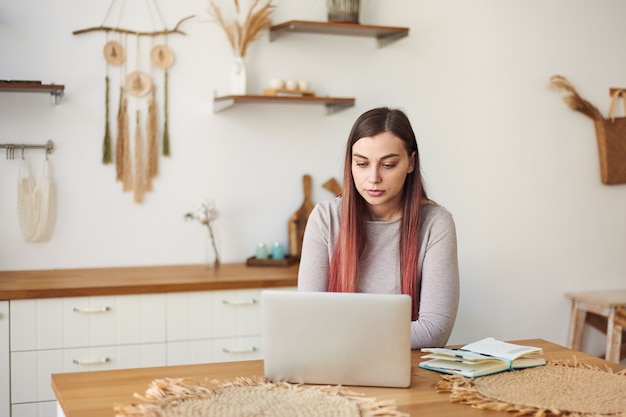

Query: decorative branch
[184,200,221,269]
[72,15,195,37]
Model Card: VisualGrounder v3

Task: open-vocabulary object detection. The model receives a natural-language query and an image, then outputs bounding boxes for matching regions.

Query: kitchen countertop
[0,263,299,300]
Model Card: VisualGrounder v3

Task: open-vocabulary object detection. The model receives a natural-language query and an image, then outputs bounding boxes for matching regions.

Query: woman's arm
[410,209,460,348]
[297,203,333,291]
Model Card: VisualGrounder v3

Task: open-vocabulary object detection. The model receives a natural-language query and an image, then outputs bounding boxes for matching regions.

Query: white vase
[230,55,247,96]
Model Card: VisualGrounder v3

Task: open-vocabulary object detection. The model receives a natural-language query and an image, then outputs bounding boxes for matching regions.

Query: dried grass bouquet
[184,199,221,269]
[207,0,275,57]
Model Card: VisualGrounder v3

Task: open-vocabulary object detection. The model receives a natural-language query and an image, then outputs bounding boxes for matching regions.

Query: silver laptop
[261,290,412,388]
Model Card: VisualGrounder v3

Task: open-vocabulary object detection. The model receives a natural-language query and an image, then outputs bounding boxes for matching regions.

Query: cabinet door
[214,335,262,362]
[166,291,215,341]
[167,339,215,366]
[166,289,262,341]
[0,302,9,417]
[167,336,262,365]
[11,343,167,404]
[166,287,295,343]
[12,400,57,417]
[213,289,262,338]
[10,294,166,351]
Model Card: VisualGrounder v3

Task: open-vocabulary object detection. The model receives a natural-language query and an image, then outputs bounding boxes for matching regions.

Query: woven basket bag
[593,89,626,184]
[550,75,626,185]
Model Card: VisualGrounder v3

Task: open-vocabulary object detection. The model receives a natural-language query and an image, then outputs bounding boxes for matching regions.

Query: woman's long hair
[327,107,428,320]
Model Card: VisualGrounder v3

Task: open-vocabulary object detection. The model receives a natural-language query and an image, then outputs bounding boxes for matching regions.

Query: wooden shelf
[213,94,355,115]
[269,20,409,47]
[0,81,65,104]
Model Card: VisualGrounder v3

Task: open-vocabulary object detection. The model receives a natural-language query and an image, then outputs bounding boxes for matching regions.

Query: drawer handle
[72,357,111,366]
[221,299,257,306]
[73,306,112,314]
[222,347,257,354]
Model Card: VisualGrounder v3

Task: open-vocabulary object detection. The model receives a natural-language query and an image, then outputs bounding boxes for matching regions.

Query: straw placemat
[114,376,408,417]
[436,359,626,417]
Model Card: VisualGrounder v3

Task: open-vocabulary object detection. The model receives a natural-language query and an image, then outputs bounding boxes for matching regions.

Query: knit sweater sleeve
[297,199,338,291]
[411,206,460,349]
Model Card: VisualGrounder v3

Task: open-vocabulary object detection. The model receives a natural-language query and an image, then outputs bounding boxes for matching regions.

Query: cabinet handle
[222,347,257,354]
[72,306,112,314]
[72,357,111,366]
[221,299,257,306]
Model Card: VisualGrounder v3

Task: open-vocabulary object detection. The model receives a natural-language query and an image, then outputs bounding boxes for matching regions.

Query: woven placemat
[114,376,408,417]
[436,359,626,417]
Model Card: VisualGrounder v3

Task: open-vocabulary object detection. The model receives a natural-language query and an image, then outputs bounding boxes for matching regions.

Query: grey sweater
[298,197,460,349]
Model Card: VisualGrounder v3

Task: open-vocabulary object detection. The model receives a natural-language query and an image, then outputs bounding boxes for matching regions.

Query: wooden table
[52,339,625,417]
[565,290,626,363]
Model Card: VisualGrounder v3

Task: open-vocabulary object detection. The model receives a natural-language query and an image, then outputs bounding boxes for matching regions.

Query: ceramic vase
[327,0,360,23]
[230,55,247,95]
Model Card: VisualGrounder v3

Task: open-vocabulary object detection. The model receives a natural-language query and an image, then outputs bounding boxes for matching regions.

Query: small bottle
[255,242,268,259]
[271,241,285,260]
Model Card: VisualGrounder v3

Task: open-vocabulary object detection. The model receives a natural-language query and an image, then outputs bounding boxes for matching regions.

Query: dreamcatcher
[73,0,192,203]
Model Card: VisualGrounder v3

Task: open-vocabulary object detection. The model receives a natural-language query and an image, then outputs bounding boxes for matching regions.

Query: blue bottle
[271,242,285,260]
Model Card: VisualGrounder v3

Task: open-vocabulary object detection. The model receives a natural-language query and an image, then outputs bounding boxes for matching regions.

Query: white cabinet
[165,289,265,365]
[0,302,9,417]
[8,286,293,417]
[12,401,57,417]
[166,289,261,340]
[167,336,262,365]
[11,343,167,404]
[10,294,167,351]
[10,293,167,417]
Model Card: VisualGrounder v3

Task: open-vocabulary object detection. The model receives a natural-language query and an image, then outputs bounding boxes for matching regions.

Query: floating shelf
[269,20,409,47]
[213,94,355,115]
[0,81,65,104]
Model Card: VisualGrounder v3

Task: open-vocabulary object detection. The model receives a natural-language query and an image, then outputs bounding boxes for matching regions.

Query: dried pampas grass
[548,75,603,121]
[207,0,275,57]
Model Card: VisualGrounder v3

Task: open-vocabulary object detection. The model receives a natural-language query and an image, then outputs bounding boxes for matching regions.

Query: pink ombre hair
[327,107,428,320]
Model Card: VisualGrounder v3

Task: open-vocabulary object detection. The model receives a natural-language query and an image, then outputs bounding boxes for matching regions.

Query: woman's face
[351,132,415,221]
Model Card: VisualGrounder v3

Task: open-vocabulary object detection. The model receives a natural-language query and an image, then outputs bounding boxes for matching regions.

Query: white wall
[1,0,625,354]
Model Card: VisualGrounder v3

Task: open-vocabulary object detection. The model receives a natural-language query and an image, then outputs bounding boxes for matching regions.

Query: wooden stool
[565,290,626,363]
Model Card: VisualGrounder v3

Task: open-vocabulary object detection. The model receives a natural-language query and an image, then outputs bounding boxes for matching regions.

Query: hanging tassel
[121,93,133,192]
[115,87,125,181]
[102,76,113,164]
[133,110,144,203]
[145,88,158,191]
[162,69,170,156]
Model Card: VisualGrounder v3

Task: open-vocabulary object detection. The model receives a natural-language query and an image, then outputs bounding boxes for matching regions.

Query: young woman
[298,107,459,349]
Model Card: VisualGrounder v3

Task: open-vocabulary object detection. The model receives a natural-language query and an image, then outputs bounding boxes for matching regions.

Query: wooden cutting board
[288,174,314,258]
[323,177,342,196]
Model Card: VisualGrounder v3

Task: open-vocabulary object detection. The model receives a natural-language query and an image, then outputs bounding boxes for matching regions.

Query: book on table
[419,337,547,378]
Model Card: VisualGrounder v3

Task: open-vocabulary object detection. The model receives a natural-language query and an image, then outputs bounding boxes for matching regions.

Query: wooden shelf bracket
[50,88,65,105]
[325,100,355,115]
[0,82,65,105]
[376,30,409,48]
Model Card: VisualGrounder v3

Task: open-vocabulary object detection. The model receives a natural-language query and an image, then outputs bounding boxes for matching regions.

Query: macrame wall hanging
[73,0,193,203]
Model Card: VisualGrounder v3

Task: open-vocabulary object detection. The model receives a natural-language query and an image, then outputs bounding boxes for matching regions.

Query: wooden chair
[565,290,626,363]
